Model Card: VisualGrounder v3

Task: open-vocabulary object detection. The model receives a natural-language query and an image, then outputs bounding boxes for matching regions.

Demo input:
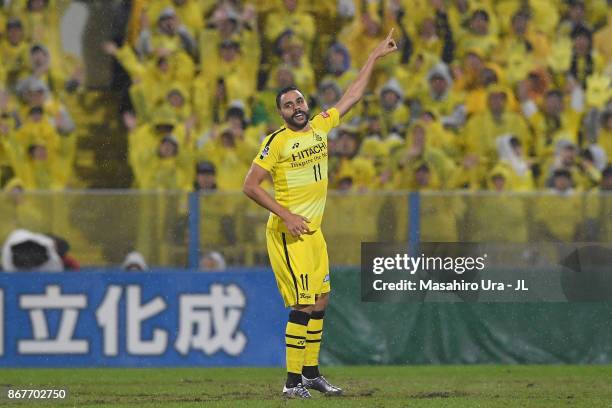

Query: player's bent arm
[334,29,398,117]
[243,163,310,237]
[243,163,290,219]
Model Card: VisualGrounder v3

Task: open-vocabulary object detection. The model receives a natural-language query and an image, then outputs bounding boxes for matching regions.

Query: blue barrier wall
[4,268,612,367]
[0,269,286,367]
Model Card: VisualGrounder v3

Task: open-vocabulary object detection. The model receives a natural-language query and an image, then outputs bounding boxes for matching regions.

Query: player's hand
[282,213,311,237]
[372,28,398,60]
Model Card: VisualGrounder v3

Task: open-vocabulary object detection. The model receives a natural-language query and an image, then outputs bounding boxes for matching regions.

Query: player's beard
[284,109,310,130]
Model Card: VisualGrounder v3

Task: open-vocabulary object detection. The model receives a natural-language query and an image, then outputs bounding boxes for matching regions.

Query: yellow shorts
[266,228,331,307]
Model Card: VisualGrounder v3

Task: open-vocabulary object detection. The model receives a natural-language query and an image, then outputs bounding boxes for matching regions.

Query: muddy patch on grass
[180,378,214,384]
[352,388,379,397]
[410,390,469,399]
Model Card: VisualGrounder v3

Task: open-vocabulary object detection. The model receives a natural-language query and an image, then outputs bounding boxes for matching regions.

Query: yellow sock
[303,311,324,368]
[285,311,309,375]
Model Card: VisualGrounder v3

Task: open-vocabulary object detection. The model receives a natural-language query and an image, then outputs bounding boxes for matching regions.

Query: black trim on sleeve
[259,127,286,159]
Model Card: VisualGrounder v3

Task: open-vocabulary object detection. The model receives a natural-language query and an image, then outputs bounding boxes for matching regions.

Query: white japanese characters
[126,286,168,355]
[19,285,88,354]
[3,283,248,358]
[175,284,247,356]
[96,285,122,356]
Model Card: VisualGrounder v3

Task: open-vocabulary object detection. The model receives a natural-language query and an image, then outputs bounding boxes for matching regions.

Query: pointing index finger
[386,28,395,40]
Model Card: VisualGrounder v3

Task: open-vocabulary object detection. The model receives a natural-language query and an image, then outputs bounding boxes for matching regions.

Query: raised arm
[334,29,398,117]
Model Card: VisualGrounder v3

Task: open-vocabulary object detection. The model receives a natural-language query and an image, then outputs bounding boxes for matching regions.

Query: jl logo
[291,142,300,149]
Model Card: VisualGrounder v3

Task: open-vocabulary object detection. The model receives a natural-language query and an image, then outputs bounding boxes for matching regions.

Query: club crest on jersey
[320,111,330,118]
[313,133,322,142]
[260,146,270,159]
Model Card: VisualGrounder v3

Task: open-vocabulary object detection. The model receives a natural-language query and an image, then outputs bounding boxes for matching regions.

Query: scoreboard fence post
[187,192,201,269]
[408,191,421,255]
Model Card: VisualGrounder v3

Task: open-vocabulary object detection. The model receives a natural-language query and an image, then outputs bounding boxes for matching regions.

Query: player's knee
[291,304,314,314]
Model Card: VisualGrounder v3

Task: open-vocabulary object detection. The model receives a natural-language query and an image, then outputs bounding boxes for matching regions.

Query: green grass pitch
[1,365,612,407]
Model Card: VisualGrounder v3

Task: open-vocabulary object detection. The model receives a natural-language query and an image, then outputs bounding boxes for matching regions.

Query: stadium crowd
[100,0,612,196]
[0,0,82,191]
[0,0,610,195]
[0,1,611,267]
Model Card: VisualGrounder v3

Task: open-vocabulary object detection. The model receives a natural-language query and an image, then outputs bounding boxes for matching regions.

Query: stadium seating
[0,0,611,267]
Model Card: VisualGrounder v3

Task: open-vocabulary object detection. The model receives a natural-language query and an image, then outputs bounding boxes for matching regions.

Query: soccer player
[243,29,397,399]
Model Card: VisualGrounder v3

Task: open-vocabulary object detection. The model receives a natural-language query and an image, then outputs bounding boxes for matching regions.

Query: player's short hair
[276,86,301,109]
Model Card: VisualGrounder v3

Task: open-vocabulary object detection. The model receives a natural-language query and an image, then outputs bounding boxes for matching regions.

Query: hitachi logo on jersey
[291,142,327,161]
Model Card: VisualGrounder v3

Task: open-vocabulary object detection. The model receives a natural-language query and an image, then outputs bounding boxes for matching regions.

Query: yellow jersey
[253,108,340,232]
